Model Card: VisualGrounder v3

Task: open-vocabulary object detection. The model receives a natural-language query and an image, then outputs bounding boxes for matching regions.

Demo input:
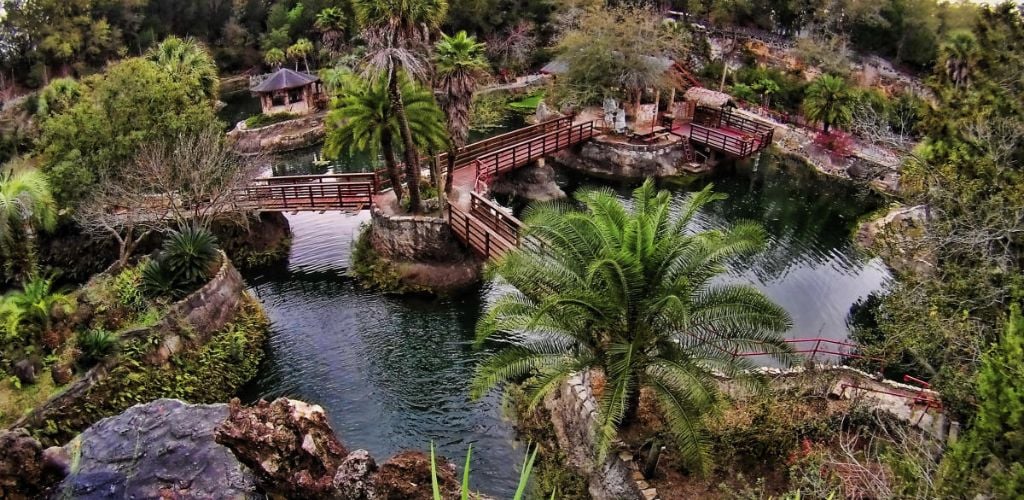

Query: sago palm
[435,31,489,195]
[803,74,854,133]
[471,180,795,472]
[1,274,73,343]
[324,72,447,204]
[0,167,57,282]
[353,0,448,213]
[146,36,220,102]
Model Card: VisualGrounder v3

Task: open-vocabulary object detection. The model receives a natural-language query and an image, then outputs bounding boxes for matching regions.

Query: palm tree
[353,0,448,213]
[753,77,780,109]
[803,74,855,133]
[940,30,977,89]
[435,31,489,196]
[324,73,446,205]
[315,7,348,58]
[471,180,794,471]
[1,274,73,343]
[264,48,286,69]
[288,38,315,73]
[146,36,220,102]
[36,77,82,119]
[0,167,57,282]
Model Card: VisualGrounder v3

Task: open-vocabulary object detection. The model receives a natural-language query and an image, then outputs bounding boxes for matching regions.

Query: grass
[0,369,61,428]
[245,111,300,128]
[508,91,545,112]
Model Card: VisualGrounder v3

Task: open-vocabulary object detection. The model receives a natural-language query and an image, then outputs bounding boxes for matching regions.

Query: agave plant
[77,328,118,367]
[160,224,220,287]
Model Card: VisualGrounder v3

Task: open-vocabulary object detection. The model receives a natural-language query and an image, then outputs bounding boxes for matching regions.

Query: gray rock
[490,160,567,202]
[333,449,378,499]
[13,359,38,385]
[54,399,260,499]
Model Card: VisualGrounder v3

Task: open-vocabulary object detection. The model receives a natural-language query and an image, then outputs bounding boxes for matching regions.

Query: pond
[239,141,890,496]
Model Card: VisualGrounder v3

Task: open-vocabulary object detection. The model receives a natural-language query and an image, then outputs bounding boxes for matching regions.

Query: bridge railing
[475,121,596,181]
[689,123,757,157]
[236,181,374,210]
[447,202,516,259]
[257,172,382,190]
[469,192,523,245]
[446,116,575,171]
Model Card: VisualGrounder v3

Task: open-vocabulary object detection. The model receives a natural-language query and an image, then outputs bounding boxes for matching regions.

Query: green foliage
[939,306,1024,497]
[507,92,545,112]
[552,5,692,107]
[77,328,118,367]
[37,57,220,207]
[146,36,220,101]
[141,225,220,300]
[111,267,147,313]
[245,112,301,128]
[0,274,73,344]
[469,92,511,132]
[429,441,543,500]
[35,78,83,120]
[30,296,269,445]
[802,74,855,133]
[473,180,794,471]
[0,167,58,280]
[435,30,489,148]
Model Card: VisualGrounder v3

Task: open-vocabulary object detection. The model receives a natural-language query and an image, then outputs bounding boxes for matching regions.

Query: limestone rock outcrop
[215,397,349,498]
[0,429,64,499]
[53,399,260,499]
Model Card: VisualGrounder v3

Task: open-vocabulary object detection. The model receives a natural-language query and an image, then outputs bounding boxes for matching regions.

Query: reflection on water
[240,142,889,496]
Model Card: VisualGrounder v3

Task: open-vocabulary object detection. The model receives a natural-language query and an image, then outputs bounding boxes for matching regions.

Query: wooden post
[651,89,660,134]
[666,87,676,127]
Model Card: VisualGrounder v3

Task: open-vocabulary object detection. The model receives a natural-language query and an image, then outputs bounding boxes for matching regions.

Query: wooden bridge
[235,106,769,261]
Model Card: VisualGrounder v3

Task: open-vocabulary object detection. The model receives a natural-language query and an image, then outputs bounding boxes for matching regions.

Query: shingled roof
[683,87,735,108]
[251,68,320,93]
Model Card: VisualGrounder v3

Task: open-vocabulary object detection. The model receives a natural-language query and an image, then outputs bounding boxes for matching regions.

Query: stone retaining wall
[227,113,326,154]
[369,206,467,263]
[11,253,246,431]
[544,372,655,500]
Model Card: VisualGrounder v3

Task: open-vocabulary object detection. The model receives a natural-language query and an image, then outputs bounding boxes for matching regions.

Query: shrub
[112,267,147,313]
[140,259,182,299]
[77,329,118,367]
[244,112,300,128]
[813,131,855,157]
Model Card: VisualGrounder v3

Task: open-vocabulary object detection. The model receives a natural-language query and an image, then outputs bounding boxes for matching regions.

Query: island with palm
[0,0,1021,498]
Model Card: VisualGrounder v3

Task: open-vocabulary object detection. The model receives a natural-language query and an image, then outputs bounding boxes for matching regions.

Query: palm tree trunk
[444,146,457,195]
[388,73,422,213]
[381,131,404,204]
[621,386,642,427]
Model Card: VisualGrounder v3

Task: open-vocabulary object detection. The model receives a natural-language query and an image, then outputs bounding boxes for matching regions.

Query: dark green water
[238,119,889,494]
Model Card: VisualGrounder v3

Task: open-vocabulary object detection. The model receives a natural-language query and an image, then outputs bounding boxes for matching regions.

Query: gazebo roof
[683,87,735,108]
[251,68,320,93]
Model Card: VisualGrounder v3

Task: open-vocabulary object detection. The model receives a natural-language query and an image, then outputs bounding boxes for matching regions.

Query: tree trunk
[823,121,831,133]
[621,385,643,427]
[388,72,422,213]
[444,146,457,195]
[381,131,404,204]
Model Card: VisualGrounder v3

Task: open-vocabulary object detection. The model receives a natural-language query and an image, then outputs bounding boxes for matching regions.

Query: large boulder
[373,451,459,500]
[53,399,259,499]
[215,397,349,498]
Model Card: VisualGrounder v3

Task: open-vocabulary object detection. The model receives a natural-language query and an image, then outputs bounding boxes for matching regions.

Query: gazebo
[251,68,324,115]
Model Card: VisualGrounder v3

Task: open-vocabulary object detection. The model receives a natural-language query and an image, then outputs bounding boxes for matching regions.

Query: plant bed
[244,112,301,129]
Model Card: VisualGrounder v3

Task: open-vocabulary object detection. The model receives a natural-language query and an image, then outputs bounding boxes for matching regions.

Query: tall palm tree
[264,48,286,69]
[940,30,978,89]
[146,36,220,102]
[435,31,489,196]
[803,74,855,133]
[324,73,446,205]
[471,180,794,471]
[353,0,448,213]
[288,38,315,73]
[315,7,348,58]
[753,77,780,109]
[0,167,57,282]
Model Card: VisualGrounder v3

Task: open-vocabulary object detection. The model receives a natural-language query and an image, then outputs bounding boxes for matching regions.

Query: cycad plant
[472,180,794,472]
[1,273,74,343]
[0,166,57,282]
[803,74,855,133]
[141,224,220,299]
